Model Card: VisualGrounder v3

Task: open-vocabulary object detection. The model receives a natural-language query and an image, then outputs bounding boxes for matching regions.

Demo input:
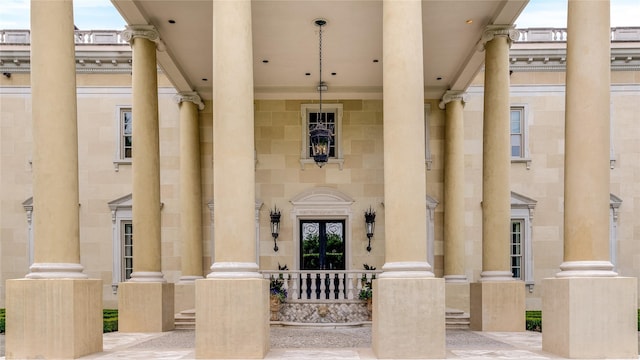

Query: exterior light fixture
[365,206,376,252]
[270,206,281,252]
[309,18,332,167]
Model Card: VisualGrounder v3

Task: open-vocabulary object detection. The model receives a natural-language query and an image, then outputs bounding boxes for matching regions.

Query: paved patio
[0,327,638,359]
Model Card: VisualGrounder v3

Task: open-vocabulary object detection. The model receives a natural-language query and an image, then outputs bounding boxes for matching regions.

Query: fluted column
[480,25,518,281]
[373,1,445,358]
[440,91,467,282]
[122,25,165,282]
[176,92,205,283]
[27,0,85,279]
[5,2,103,357]
[559,0,615,277]
[196,1,268,357]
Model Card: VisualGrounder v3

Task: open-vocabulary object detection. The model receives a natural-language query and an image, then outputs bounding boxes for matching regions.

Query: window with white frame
[300,104,343,169]
[108,194,132,293]
[510,192,536,291]
[510,219,524,279]
[510,105,531,169]
[610,194,622,269]
[425,104,432,170]
[114,106,132,170]
[510,107,524,157]
[122,220,133,281]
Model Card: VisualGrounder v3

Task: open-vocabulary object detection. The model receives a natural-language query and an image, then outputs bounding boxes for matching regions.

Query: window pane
[511,134,522,157]
[510,110,521,133]
[121,109,133,159]
[308,111,336,158]
[510,220,524,279]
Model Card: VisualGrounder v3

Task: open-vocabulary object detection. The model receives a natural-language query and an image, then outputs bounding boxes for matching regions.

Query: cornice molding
[174,91,205,110]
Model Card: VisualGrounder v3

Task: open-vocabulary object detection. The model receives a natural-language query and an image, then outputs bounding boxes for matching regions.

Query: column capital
[438,90,467,110]
[480,25,519,50]
[174,91,205,110]
[121,25,160,46]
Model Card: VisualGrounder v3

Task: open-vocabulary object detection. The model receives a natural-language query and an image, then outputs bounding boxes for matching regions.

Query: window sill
[113,159,132,172]
[300,158,344,170]
[511,157,532,170]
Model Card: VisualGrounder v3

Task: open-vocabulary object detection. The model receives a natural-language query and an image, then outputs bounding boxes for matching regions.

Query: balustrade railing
[0,30,128,45]
[262,269,381,302]
[2,28,639,45]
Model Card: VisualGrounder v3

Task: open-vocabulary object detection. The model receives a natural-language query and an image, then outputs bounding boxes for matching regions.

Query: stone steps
[174,307,470,330]
[174,309,196,330]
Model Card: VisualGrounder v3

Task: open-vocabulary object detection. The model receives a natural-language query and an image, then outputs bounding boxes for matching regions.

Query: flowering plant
[358,263,375,300]
[270,263,288,302]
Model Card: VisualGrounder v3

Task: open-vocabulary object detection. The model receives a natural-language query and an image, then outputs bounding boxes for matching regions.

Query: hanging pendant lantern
[310,18,332,167]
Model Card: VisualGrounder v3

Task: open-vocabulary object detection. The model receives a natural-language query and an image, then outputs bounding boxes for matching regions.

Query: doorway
[299,219,346,299]
[300,220,345,271]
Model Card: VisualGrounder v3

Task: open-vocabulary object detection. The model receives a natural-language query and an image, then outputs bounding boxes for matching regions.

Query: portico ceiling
[111,0,528,101]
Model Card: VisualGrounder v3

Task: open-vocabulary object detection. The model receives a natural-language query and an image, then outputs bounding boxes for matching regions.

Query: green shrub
[0,308,5,333]
[103,309,118,333]
[525,310,542,332]
[0,309,116,334]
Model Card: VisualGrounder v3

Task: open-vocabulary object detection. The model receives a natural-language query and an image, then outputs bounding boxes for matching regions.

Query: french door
[300,220,345,270]
[299,220,346,299]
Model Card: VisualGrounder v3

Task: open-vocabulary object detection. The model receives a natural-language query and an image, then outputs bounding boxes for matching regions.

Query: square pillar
[175,282,196,314]
[543,277,637,358]
[445,281,470,313]
[196,278,269,359]
[372,277,445,358]
[470,281,525,331]
[118,282,175,332]
[5,279,103,359]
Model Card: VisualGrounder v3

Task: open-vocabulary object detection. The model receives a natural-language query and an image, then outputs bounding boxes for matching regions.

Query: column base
[470,281,525,331]
[372,277,445,359]
[542,276,638,359]
[196,278,269,359]
[5,278,103,359]
[118,282,175,332]
[175,282,196,314]
[445,280,470,313]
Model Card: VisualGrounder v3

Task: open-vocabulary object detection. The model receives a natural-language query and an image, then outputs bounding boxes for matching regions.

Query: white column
[480,25,518,281]
[440,91,467,282]
[373,1,445,358]
[176,92,205,283]
[5,1,102,358]
[542,1,637,357]
[469,25,525,332]
[196,1,269,358]
[117,25,174,333]
[27,0,86,279]
[122,25,165,282]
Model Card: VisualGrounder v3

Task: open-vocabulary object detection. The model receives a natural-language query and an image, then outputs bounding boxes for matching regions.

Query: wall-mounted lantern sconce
[270,206,281,252]
[365,206,376,252]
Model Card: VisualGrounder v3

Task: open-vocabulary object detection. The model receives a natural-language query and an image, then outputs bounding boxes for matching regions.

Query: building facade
[0,1,638,358]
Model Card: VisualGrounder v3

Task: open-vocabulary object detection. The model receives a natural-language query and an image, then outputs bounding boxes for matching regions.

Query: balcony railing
[0,30,128,45]
[515,27,640,42]
[262,269,381,302]
[2,28,639,45]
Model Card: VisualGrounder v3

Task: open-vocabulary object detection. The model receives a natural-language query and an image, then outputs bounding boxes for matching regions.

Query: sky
[0,0,638,30]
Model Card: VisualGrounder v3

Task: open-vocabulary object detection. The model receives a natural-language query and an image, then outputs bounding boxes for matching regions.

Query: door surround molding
[290,187,354,270]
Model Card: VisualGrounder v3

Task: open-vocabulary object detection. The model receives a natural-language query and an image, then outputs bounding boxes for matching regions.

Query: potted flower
[269,264,288,320]
[359,264,375,319]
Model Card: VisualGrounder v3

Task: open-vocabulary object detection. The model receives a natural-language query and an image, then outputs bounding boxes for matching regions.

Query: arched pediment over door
[290,187,355,270]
